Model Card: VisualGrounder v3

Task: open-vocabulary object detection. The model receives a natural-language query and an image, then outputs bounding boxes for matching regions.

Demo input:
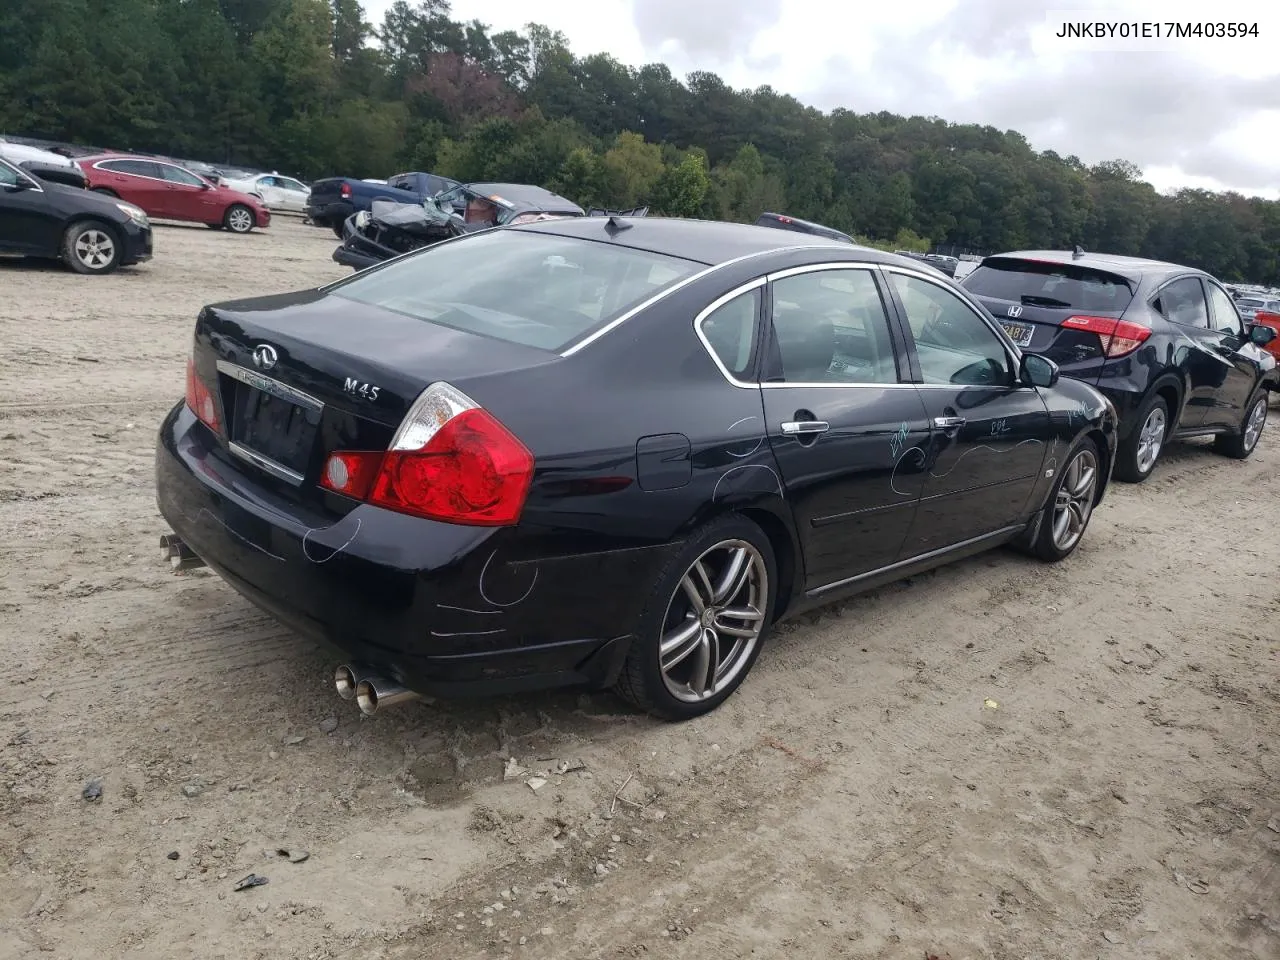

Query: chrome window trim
[94,158,205,187]
[0,156,43,192]
[215,360,325,412]
[558,244,852,357]
[692,278,766,390]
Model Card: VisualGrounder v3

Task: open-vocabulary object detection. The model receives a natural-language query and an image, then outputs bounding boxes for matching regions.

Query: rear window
[963,258,1135,313]
[329,229,701,352]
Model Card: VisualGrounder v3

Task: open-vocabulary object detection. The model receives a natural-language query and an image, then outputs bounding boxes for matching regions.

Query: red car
[79,153,270,234]
[1254,310,1280,363]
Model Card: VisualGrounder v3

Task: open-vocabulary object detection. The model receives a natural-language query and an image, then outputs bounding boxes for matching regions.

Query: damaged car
[333,182,588,271]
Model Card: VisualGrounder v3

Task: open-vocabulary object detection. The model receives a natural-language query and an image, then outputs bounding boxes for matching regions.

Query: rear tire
[1114,393,1169,483]
[224,203,255,234]
[614,514,777,721]
[61,220,121,275]
[1213,390,1267,459]
[1028,436,1101,562]
[331,220,344,239]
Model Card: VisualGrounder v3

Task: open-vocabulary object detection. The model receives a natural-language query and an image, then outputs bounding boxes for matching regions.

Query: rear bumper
[306,199,353,224]
[154,402,669,698]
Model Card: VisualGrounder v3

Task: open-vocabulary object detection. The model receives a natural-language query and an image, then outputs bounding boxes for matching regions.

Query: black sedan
[155,218,1118,720]
[962,249,1279,482]
[0,155,153,274]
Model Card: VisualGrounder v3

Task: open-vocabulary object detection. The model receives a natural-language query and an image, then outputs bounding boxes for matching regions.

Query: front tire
[1114,393,1169,483]
[61,220,121,275]
[224,204,255,234]
[1028,436,1101,562]
[1213,390,1267,460]
[614,514,777,720]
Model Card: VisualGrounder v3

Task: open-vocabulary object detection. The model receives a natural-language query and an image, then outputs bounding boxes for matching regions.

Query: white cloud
[362,0,1280,198]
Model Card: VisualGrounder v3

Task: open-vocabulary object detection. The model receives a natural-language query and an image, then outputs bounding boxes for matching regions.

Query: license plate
[231,384,321,480]
[1000,321,1034,347]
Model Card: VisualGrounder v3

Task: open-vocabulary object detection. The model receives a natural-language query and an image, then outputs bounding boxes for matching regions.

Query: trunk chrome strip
[215,360,325,412]
[227,442,306,485]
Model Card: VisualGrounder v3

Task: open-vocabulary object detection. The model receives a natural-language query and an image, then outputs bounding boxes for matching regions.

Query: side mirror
[1248,323,1276,346]
[4,177,33,192]
[1020,352,1059,388]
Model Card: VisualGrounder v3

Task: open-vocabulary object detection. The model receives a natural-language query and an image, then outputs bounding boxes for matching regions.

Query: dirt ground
[1,218,1278,960]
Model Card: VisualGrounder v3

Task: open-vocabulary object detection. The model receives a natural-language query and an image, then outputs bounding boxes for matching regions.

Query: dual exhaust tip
[159,534,206,571]
[334,664,421,716]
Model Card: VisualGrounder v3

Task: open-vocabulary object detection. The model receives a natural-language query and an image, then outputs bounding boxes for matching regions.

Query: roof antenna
[1072,244,1085,260]
[604,215,632,234]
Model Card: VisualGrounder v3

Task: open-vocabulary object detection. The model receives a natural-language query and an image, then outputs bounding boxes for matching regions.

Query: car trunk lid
[190,288,559,510]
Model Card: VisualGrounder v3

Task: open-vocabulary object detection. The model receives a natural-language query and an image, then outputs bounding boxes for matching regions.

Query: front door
[883,268,1050,556]
[756,265,933,589]
[0,163,58,254]
[1201,279,1264,427]
[158,162,217,223]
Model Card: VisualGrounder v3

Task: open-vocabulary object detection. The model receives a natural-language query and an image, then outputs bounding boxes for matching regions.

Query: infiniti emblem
[252,344,278,370]
[1006,304,1024,318]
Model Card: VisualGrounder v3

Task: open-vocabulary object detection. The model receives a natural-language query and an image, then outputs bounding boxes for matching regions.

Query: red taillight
[1060,315,1151,358]
[340,182,351,198]
[321,383,534,527]
[185,357,221,433]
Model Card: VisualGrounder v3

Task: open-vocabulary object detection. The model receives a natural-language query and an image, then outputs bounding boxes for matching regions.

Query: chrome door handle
[933,416,966,429]
[781,420,830,436]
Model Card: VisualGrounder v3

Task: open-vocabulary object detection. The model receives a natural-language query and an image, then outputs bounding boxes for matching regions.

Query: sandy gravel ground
[1,219,1278,960]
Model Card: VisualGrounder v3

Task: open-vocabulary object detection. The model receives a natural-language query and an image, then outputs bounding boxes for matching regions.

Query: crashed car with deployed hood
[333,181,587,270]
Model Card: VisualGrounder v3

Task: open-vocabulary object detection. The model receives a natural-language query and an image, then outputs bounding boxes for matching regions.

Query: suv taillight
[185,357,221,434]
[340,182,351,199]
[320,382,534,527]
[1060,315,1151,358]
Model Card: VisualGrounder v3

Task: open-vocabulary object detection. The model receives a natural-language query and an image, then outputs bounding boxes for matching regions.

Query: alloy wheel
[228,207,253,232]
[658,539,768,703]
[73,229,115,270]
[1244,397,1267,451]
[1135,406,1165,474]
[1052,447,1098,552]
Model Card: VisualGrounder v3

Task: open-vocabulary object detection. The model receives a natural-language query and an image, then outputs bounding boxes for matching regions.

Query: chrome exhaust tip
[355,676,421,716]
[334,663,368,701]
[159,533,181,561]
[162,535,206,571]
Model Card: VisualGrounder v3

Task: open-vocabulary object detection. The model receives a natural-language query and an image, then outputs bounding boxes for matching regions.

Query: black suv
[962,249,1280,482]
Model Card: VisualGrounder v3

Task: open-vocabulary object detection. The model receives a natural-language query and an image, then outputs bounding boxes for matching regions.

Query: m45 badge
[344,377,381,401]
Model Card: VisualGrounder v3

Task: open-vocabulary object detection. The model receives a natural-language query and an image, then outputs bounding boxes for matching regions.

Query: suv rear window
[964,258,1135,313]
[329,229,701,352]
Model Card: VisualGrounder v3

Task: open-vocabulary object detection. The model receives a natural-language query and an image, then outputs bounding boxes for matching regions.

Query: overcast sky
[363,0,1279,199]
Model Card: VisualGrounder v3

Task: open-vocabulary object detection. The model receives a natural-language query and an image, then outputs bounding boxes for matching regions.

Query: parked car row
[152,215,1277,724]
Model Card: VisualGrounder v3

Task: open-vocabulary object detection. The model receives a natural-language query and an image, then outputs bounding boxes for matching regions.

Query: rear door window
[1205,282,1244,336]
[1154,277,1210,328]
[329,229,701,352]
[101,159,163,179]
[964,258,1135,313]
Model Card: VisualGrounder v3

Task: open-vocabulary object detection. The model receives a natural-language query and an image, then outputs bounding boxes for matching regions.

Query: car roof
[512,215,904,267]
[984,249,1204,284]
[464,182,583,213]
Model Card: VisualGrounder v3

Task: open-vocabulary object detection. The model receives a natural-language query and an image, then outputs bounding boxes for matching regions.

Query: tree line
[2,0,1277,282]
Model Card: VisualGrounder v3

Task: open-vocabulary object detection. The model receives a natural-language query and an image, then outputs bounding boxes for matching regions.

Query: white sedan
[219,172,311,214]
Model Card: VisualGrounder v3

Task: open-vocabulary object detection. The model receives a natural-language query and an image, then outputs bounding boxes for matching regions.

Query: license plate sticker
[1000,321,1034,347]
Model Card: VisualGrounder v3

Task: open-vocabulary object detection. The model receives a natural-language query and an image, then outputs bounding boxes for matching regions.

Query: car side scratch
[478,549,538,607]
[711,462,783,502]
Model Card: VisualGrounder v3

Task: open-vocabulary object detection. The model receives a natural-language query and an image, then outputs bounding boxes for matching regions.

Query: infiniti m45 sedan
[155,218,1118,720]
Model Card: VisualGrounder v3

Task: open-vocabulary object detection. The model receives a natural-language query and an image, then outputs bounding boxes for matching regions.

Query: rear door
[961,256,1136,388]
[1149,275,1217,428]
[884,267,1050,556]
[96,159,168,214]
[755,264,933,589]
